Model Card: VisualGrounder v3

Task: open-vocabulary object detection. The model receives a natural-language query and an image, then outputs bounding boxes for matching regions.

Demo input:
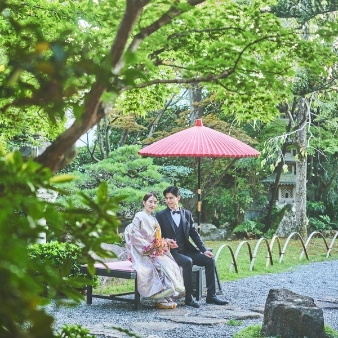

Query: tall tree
[270,0,338,236]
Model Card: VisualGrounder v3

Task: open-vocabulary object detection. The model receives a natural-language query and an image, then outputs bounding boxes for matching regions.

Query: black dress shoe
[185,298,200,308]
[206,294,229,305]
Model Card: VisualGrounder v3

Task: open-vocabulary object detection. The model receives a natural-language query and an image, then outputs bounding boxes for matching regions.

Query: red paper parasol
[138,119,260,230]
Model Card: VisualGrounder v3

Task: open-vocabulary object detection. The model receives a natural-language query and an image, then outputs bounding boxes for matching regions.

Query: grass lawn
[206,237,338,282]
[233,324,338,338]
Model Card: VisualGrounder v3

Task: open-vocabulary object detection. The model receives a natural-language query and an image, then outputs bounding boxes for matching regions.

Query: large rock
[196,223,227,241]
[261,288,326,338]
[275,208,297,237]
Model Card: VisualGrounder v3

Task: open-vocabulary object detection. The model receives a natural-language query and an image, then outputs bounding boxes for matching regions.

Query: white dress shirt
[171,209,180,227]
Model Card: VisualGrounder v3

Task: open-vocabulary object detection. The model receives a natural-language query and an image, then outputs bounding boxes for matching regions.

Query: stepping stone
[316,301,338,310]
[159,315,227,325]
[249,306,265,314]
[154,308,190,316]
[130,321,179,332]
[225,310,263,320]
[87,324,132,338]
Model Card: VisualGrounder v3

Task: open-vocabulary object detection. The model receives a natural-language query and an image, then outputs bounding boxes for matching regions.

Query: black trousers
[170,249,216,299]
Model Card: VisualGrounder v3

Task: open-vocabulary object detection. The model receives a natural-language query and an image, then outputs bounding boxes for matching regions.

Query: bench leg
[195,271,202,301]
[192,267,203,301]
[215,266,223,293]
[134,278,141,310]
[86,284,92,305]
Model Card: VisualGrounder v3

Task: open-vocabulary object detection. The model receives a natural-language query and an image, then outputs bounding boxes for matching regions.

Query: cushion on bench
[90,260,134,272]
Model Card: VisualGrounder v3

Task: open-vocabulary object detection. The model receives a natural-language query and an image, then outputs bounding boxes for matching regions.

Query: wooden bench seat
[81,260,204,310]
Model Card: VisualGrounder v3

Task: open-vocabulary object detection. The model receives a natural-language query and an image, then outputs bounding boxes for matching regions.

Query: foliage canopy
[2,0,336,171]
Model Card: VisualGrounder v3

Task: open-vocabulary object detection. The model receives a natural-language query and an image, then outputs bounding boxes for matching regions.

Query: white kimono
[125,211,185,299]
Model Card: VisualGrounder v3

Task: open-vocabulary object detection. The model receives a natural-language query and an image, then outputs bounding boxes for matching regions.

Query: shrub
[28,242,99,297]
[28,242,82,278]
[0,150,122,337]
[232,219,264,239]
[57,324,95,338]
[308,215,334,232]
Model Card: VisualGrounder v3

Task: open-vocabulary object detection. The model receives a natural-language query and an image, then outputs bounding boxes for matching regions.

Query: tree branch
[111,0,150,73]
[36,0,150,172]
[134,33,291,89]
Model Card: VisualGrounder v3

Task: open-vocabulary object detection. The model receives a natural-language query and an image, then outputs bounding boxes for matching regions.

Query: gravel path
[47,260,338,337]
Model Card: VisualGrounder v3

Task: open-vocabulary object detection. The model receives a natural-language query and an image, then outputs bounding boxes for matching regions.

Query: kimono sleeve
[125,215,154,255]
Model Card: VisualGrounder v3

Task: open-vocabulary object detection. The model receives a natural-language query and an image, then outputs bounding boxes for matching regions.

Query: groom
[155,186,228,308]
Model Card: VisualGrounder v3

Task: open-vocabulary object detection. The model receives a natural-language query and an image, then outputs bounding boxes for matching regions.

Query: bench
[81,260,141,310]
[81,261,204,310]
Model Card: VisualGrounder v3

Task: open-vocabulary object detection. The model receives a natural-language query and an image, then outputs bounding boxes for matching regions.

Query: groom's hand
[204,250,214,258]
[166,238,178,248]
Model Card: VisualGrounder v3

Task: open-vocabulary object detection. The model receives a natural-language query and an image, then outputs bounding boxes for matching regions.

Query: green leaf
[50,174,77,183]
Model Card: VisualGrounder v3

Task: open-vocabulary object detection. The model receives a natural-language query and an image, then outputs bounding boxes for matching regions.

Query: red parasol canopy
[138,119,260,158]
[138,119,260,230]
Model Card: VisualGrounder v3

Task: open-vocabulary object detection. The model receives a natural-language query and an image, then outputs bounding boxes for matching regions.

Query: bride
[125,192,185,309]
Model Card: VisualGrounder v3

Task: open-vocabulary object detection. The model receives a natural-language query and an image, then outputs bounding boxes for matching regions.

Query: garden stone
[197,223,227,241]
[261,288,326,338]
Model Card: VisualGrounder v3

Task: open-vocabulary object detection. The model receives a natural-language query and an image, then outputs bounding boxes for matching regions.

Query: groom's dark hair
[163,186,180,197]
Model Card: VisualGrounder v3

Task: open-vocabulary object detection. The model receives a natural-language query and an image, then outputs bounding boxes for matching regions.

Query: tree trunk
[146,96,175,138]
[104,117,111,157]
[189,83,204,123]
[118,129,129,147]
[97,119,106,159]
[264,142,287,232]
[294,98,308,238]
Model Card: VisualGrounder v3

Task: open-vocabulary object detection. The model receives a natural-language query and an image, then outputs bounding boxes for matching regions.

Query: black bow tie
[172,210,180,214]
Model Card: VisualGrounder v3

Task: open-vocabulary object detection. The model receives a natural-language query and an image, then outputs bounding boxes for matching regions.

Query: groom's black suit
[155,207,217,300]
